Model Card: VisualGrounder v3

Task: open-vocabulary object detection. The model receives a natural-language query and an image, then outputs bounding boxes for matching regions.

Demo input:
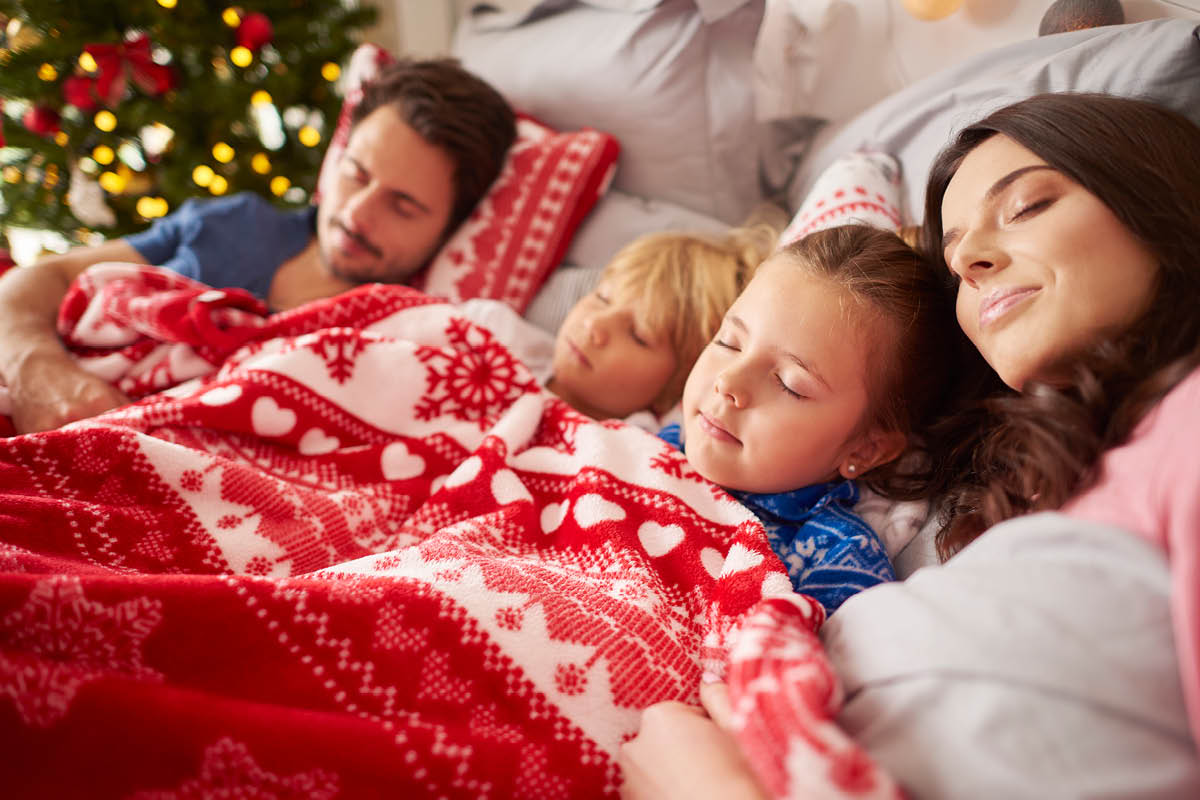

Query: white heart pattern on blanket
[251,396,296,437]
[444,456,482,488]
[637,522,685,558]
[700,547,725,578]
[199,384,243,406]
[540,501,568,533]
[381,441,426,481]
[573,494,626,527]
[720,543,764,576]
[761,572,794,598]
[491,469,532,506]
[298,427,340,455]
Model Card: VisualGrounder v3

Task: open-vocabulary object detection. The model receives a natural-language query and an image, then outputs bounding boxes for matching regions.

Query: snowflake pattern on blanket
[0,265,901,799]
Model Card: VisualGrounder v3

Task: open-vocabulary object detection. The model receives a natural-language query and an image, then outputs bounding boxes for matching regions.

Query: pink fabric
[317,44,620,314]
[1063,366,1200,753]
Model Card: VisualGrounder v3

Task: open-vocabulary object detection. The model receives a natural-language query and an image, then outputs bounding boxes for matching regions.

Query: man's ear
[837,428,907,480]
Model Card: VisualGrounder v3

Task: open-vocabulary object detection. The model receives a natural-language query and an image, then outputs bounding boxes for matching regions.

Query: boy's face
[680,257,875,494]
[549,282,677,419]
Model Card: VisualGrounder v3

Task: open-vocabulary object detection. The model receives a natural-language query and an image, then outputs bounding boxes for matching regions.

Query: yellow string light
[38,63,58,81]
[157,0,178,8]
[251,153,271,174]
[53,131,69,147]
[321,62,341,82]
[250,90,272,106]
[269,176,290,196]
[78,52,98,73]
[230,46,252,68]
[136,196,170,218]
[98,171,127,194]
[94,110,117,132]
[298,126,321,148]
[222,7,242,27]
[4,166,22,184]
[192,165,215,187]
[92,145,115,165]
[211,142,235,163]
[209,175,229,195]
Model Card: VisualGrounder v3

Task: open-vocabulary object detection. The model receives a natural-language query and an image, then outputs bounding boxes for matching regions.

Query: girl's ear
[838,428,907,480]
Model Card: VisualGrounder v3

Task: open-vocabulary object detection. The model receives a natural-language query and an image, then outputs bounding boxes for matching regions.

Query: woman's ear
[838,429,907,479]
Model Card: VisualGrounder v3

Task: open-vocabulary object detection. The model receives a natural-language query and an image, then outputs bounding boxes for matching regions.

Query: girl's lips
[697,412,740,445]
[979,286,1039,329]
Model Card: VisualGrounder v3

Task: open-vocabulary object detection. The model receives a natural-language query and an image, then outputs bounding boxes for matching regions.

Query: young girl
[462,223,779,429]
[660,224,951,614]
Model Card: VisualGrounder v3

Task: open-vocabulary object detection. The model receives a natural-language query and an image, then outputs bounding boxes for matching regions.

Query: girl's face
[680,256,887,494]
[549,282,677,419]
[940,134,1160,390]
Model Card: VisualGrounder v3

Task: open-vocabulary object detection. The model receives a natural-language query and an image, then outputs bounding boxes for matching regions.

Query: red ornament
[23,106,61,137]
[237,13,273,51]
[74,35,177,108]
[62,75,99,112]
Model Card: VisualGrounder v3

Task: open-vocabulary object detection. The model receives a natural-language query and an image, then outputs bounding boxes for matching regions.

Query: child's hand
[618,682,768,800]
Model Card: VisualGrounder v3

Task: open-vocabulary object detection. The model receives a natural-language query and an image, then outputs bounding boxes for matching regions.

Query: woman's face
[940,134,1160,390]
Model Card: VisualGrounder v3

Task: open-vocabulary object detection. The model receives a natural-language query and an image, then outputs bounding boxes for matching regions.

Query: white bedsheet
[822,512,1200,799]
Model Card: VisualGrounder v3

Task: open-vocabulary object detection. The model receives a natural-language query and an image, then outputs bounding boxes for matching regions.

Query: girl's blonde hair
[601,221,779,412]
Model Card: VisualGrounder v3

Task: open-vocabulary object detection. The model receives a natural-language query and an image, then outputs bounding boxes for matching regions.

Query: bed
[2,1,1200,797]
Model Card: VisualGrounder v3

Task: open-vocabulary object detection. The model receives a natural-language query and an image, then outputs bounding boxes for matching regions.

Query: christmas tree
[0,0,377,241]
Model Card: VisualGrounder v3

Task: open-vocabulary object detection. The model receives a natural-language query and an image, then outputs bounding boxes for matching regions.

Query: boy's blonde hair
[600,222,779,413]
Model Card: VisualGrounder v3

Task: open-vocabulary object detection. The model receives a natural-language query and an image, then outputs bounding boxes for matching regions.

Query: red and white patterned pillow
[317,44,620,313]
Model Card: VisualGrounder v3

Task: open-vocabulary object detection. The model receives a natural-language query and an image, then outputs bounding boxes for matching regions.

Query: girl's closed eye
[775,374,807,399]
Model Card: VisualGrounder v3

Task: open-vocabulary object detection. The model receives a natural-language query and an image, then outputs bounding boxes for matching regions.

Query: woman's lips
[697,412,740,444]
[979,286,1039,329]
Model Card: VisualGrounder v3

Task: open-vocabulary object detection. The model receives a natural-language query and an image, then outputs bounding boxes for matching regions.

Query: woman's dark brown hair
[919,92,1200,558]
[353,58,517,235]
[781,225,957,492]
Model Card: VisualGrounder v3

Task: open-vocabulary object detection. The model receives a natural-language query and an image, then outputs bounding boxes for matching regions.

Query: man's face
[316,106,457,284]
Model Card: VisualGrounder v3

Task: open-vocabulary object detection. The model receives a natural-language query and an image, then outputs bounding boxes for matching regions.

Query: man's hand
[0,239,146,433]
[619,682,768,800]
[7,352,130,433]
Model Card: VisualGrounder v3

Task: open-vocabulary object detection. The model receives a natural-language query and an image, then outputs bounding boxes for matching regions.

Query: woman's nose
[950,229,1007,289]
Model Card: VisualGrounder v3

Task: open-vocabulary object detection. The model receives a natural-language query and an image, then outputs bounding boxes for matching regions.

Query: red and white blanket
[0,264,900,799]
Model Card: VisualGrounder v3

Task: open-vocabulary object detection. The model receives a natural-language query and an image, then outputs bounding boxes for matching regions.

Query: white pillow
[453,0,768,224]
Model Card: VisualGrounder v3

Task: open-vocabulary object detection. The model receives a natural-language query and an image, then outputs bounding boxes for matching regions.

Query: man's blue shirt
[124,193,316,302]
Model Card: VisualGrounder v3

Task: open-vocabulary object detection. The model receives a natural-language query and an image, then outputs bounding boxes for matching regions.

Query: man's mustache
[334,220,382,258]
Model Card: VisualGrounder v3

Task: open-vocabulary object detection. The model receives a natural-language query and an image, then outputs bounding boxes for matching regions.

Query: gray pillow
[453,0,766,224]
[789,19,1200,224]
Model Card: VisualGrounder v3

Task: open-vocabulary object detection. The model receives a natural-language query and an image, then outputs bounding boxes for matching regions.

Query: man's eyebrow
[728,313,830,390]
[345,155,432,215]
[941,164,1056,253]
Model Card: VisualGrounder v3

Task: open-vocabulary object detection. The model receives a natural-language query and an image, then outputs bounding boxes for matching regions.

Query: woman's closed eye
[1007,197,1052,223]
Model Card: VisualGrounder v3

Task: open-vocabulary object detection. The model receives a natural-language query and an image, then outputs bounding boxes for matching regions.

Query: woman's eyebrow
[941,164,1057,253]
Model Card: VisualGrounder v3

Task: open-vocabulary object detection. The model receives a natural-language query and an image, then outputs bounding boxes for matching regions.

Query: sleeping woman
[619,92,1200,799]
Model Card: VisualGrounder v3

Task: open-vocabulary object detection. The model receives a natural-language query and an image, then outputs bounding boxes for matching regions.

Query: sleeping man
[0,57,516,435]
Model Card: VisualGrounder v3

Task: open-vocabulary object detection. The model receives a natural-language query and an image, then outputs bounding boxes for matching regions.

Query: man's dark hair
[352,58,517,235]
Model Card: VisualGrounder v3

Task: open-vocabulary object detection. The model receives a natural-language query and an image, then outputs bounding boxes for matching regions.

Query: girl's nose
[714,369,746,409]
